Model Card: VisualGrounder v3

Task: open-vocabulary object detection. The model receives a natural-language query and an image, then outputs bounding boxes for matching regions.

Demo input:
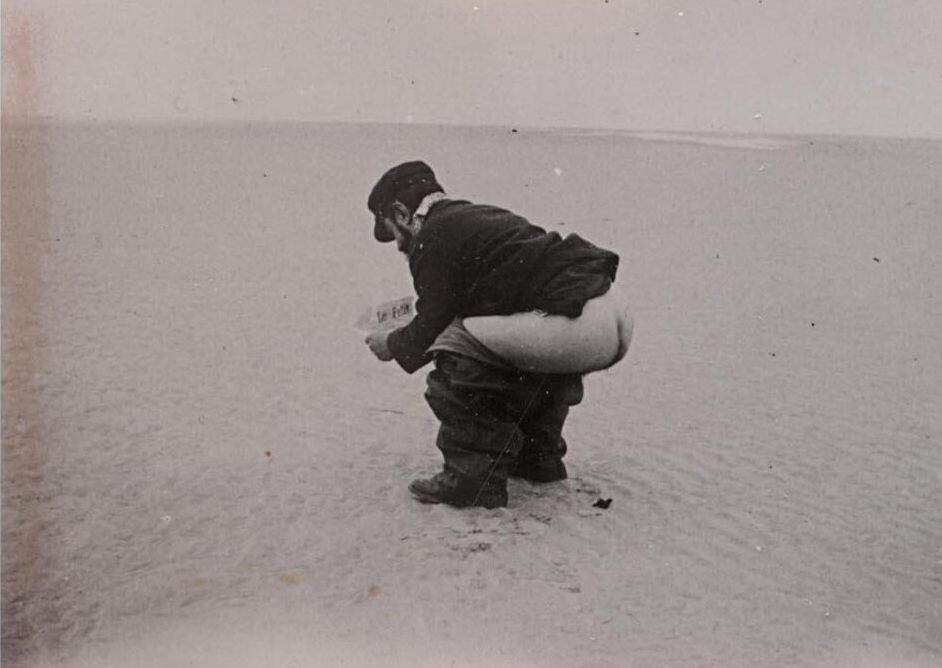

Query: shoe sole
[408,483,506,508]
[408,486,443,504]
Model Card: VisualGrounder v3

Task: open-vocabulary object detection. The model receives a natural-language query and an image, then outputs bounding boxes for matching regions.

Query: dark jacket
[386,199,619,373]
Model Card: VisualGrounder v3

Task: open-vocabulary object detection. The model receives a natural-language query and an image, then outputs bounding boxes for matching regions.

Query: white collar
[407,192,447,254]
[412,191,447,223]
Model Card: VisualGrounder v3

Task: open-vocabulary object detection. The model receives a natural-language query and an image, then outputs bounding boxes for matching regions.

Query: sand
[2,121,941,667]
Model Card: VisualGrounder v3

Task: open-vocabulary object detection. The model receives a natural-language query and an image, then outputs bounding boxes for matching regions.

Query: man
[364,161,625,509]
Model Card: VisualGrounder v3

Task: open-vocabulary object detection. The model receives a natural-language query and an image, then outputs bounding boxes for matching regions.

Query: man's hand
[365,330,394,361]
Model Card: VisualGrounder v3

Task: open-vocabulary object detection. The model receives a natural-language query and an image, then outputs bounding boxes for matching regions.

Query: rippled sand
[3,121,941,667]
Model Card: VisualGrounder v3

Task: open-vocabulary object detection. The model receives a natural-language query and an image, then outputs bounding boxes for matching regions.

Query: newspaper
[353,296,415,335]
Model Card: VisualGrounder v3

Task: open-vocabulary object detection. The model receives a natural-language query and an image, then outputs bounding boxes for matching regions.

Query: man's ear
[390,201,411,226]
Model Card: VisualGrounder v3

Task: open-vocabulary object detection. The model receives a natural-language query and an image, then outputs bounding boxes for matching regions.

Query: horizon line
[3,114,942,145]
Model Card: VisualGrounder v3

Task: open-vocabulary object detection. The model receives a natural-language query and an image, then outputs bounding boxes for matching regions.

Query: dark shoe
[408,471,508,509]
[510,458,567,483]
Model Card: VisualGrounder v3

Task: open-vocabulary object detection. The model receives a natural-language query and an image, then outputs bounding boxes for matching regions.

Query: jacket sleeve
[386,235,461,373]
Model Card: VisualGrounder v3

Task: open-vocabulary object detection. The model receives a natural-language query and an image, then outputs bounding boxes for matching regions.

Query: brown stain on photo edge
[2,10,56,665]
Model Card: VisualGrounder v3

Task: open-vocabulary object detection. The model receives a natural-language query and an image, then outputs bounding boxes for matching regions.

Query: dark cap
[368,161,443,242]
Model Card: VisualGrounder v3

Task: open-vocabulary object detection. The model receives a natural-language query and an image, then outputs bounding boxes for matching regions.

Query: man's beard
[396,229,413,254]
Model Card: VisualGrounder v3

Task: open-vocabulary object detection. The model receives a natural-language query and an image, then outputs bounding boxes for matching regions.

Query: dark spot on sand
[873,257,881,263]
[231,96,239,103]
[511,128,518,133]
[593,498,612,509]
[635,31,640,36]
[811,322,815,327]
[770,352,776,357]
[265,450,271,458]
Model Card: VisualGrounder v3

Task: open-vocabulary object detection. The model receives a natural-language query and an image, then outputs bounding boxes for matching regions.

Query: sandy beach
[3,121,941,667]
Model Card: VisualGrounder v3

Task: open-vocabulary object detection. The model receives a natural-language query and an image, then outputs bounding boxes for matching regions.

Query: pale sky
[4,0,942,138]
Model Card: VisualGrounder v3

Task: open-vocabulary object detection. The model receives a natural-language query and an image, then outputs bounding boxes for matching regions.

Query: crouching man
[364,161,632,509]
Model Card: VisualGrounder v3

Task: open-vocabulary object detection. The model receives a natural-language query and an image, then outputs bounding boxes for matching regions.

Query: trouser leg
[513,374,583,480]
[424,353,529,483]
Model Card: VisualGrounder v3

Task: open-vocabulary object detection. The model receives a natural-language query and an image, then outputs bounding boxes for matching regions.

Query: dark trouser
[424,352,583,484]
